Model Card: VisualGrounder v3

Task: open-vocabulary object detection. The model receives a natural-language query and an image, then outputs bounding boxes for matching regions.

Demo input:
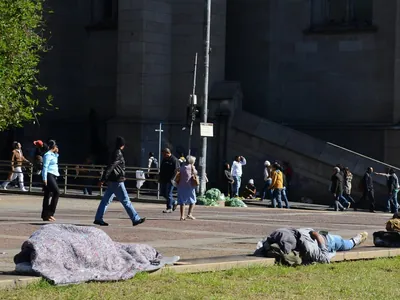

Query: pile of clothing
[254,228,335,266]
[14,224,179,285]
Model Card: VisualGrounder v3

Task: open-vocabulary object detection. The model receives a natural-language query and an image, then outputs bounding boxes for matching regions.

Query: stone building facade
[2,0,400,193]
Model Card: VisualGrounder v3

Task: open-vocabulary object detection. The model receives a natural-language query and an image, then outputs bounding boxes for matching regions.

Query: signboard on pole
[200,123,214,137]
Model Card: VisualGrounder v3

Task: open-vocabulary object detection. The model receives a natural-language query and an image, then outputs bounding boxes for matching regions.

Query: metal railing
[0,160,160,200]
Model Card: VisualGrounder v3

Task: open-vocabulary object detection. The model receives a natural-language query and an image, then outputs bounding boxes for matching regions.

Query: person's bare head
[234,156,241,162]
[162,148,171,158]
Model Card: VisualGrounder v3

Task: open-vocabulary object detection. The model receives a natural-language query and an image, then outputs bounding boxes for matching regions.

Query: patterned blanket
[14,224,179,285]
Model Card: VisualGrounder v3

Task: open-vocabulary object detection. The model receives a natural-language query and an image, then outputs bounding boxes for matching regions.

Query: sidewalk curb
[2,248,400,289]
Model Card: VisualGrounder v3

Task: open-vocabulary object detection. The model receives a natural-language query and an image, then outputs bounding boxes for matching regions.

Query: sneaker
[163,209,172,213]
[172,203,178,211]
[21,188,28,192]
[1,186,7,191]
[352,232,368,246]
[93,220,109,226]
[132,218,146,227]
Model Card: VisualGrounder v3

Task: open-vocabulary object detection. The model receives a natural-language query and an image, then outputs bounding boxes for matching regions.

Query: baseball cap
[33,140,44,147]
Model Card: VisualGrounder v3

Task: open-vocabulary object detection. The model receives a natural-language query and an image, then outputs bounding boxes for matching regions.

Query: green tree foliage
[0,0,51,130]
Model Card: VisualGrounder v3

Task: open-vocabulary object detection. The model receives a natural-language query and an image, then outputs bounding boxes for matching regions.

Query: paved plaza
[0,193,392,274]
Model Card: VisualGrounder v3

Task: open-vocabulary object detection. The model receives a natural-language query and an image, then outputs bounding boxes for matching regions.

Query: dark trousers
[41,173,60,219]
[360,189,375,211]
[160,182,175,209]
[226,182,233,198]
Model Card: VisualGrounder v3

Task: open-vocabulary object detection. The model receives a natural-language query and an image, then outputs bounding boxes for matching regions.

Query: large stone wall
[226,0,398,124]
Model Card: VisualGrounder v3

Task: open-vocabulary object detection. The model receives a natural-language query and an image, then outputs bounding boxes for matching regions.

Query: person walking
[177,155,198,221]
[330,167,346,211]
[343,167,356,205]
[1,141,31,191]
[94,136,146,226]
[375,168,399,213]
[33,140,48,175]
[159,148,180,213]
[223,163,234,198]
[147,152,158,189]
[41,140,60,221]
[281,167,290,209]
[359,167,376,213]
[231,155,247,197]
[261,160,272,200]
[270,163,284,208]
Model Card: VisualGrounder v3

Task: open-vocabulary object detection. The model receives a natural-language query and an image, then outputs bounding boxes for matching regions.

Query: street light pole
[188,53,198,156]
[199,0,211,196]
[155,123,163,200]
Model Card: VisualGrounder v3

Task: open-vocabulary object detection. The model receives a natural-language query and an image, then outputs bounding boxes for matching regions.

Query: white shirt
[263,167,270,181]
[231,157,247,177]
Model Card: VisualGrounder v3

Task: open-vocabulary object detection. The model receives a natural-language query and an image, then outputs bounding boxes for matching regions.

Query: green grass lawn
[2,258,400,300]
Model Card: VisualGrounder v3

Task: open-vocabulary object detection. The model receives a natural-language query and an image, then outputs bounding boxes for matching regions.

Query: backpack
[373,231,400,247]
[150,158,159,169]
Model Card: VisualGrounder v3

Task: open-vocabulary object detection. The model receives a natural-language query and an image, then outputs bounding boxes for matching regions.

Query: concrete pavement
[0,193,395,288]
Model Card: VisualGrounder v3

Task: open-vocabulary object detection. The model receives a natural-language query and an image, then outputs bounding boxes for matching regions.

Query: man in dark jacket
[93,136,146,226]
[159,148,180,213]
[359,167,376,213]
[375,168,399,213]
[330,167,345,211]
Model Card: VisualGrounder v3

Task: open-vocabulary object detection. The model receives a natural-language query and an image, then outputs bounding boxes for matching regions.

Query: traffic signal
[186,105,201,126]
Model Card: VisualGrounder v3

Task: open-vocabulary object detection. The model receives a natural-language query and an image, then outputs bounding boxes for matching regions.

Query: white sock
[352,234,361,246]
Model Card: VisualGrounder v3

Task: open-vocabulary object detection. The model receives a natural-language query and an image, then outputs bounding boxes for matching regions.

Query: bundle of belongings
[373,212,400,247]
[254,228,368,266]
[13,224,180,285]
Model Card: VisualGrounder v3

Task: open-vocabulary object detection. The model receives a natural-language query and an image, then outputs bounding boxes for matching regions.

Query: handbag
[191,165,200,187]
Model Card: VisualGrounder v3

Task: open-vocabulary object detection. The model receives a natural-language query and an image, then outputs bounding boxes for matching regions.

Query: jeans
[272,188,283,208]
[233,176,241,196]
[83,187,93,195]
[326,234,355,252]
[333,194,345,211]
[339,193,349,207]
[343,193,356,204]
[387,189,399,213]
[282,187,290,208]
[42,173,60,219]
[262,179,272,200]
[94,181,140,222]
[160,182,175,210]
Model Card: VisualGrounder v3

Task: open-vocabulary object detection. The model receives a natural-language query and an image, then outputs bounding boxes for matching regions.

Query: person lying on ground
[256,227,368,265]
[309,230,368,254]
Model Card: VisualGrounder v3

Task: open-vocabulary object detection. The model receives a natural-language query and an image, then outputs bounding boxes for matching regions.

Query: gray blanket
[14,224,179,285]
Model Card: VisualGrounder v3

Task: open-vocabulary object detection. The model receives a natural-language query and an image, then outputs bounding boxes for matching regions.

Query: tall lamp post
[188,53,198,156]
[199,0,211,196]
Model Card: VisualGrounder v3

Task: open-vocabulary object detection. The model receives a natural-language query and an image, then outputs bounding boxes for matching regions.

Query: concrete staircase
[227,110,398,206]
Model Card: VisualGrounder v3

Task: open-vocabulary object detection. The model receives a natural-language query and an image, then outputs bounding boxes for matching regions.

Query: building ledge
[304,24,378,35]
